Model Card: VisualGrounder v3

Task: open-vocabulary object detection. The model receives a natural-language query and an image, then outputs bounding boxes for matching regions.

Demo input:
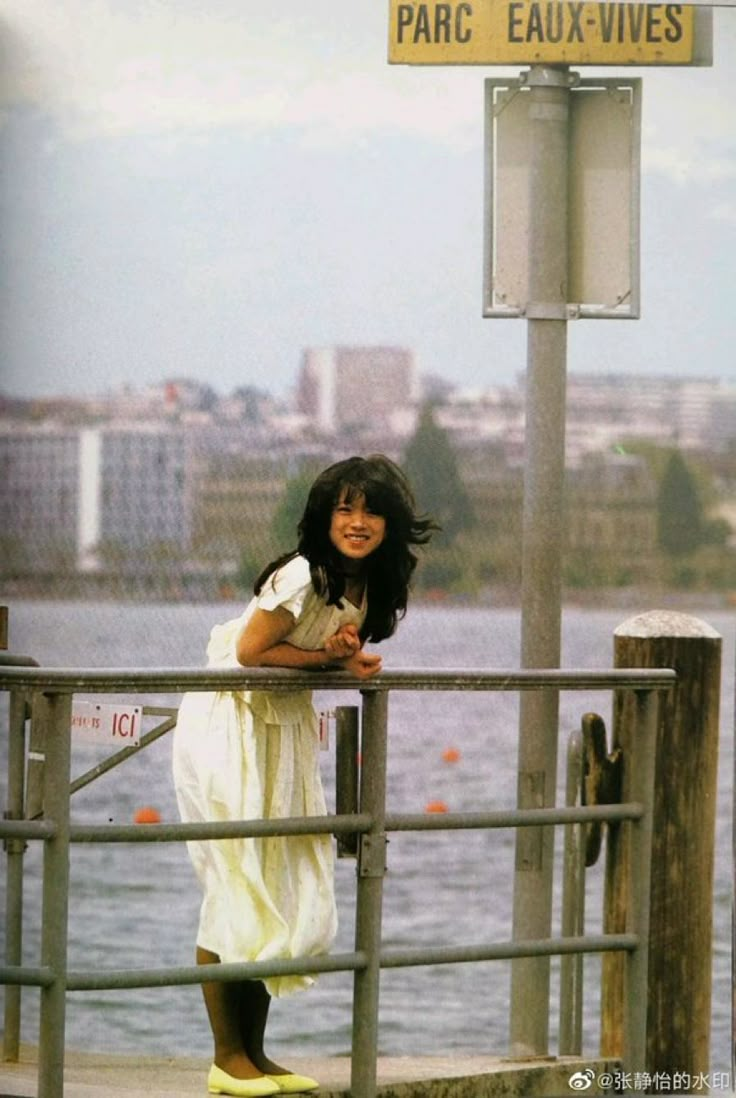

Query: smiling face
[329,489,386,565]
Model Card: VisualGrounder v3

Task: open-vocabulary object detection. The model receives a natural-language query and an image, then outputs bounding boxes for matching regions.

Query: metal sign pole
[389,0,708,1066]
[509,64,571,1058]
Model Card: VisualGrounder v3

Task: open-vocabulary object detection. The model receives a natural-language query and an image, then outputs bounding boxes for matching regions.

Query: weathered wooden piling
[601,611,721,1084]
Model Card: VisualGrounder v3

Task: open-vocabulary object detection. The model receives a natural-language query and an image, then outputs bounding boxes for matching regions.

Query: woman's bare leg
[238,980,289,1075]
[197,946,266,1080]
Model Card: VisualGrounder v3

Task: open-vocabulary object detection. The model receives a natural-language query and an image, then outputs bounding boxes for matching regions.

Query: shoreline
[1,583,733,613]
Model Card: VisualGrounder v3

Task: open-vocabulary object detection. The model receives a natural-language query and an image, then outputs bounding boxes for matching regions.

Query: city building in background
[565,374,736,455]
[1,423,192,580]
[296,346,417,434]
[1,361,734,597]
[0,424,81,574]
[85,424,193,571]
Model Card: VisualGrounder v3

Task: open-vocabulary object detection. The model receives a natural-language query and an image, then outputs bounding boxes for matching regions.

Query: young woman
[173,454,436,1097]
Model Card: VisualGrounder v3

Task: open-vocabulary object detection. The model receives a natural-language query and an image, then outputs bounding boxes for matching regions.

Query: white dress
[172,555,366,997]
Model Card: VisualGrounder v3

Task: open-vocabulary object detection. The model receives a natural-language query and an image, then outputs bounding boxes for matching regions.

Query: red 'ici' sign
[71,701,141,745]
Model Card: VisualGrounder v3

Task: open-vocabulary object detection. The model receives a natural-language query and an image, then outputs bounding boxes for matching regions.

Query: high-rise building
[297,346,416,433]
[565,374,736,452]
[0,422,192,574]
[0,424,80,573]
[84,424,192,570]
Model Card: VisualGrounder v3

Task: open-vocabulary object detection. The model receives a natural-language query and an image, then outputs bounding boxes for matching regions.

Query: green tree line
[241,408,735,597]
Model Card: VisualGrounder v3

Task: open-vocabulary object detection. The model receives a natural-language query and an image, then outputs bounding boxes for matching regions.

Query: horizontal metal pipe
[2,806,639,845]
[0,666,677,694]
[379,934,638,969]
[64,951,367,991]
[0,965,54,988]
[0,819,57,840]
[4,933,636,991]
[0,655,40,667]
[385,804,642,832]
[69,813,373,843]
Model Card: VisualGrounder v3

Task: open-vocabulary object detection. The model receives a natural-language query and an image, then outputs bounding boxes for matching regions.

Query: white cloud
[1,0,733,193]
[2,1,317,137]
[710,200,736,225]
[0,0,480,145]
[643,143,736,185]
[635,9,736,184]
[0,2,539,150]
[2,0,733,178]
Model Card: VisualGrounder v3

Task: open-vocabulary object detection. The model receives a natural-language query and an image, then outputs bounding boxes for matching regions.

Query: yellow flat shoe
[208,1064,280,1097]
[266,1073,319,1093]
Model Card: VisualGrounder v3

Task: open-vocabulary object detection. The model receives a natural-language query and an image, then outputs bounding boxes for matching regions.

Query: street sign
[484,78,642,318]
[71,701,142,746]
[388,1,712,65]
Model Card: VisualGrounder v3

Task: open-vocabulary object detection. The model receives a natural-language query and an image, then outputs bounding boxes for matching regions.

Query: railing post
[335,706,360,859]
[350,689,389,1098]
[3,689,29,1061]
[602,611,721,1082]
[35,690,73,1098]
[622,688,657,1079]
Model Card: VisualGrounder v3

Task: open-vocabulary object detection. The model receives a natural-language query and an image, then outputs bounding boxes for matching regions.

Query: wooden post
[0,606,8,650]
[601,611,721,1083]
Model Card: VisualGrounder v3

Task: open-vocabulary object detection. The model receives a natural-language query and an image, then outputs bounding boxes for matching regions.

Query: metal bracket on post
[519,66,579,91]
[525,302,569,320]
[358,833,388,879]
[2,811,28,856]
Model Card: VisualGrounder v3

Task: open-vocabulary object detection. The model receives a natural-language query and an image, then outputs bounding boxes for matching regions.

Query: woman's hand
[324,624,361,661]
[338,648,382,679]
[236,609,378,676]
[325,625,381,677]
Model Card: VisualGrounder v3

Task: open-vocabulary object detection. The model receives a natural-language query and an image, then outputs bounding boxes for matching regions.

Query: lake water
[0,599,733,1072]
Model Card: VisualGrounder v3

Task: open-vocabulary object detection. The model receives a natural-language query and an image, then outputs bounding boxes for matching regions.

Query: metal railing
[0,663,675,1098]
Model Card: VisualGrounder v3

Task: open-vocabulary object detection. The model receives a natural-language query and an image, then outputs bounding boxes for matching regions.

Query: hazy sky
[1,1,734,400]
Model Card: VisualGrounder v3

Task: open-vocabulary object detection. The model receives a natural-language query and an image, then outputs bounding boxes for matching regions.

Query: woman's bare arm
[236,608,380,678]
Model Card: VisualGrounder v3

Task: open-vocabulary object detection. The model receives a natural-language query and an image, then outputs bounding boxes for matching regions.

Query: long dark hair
[255,454,438,642]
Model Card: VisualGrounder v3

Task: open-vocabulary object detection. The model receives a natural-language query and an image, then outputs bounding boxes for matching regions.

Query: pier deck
[0,1045,618,1097]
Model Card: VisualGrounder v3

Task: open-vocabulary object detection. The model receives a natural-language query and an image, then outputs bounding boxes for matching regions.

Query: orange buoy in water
[442,747,461,763]
[134,806,161,824]
[424,799,449,814]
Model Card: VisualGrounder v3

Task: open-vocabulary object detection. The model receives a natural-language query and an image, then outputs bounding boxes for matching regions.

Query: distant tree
[271,464,322,550]
[232,385,271,423]
[145,539,182,564]
[0,536,25,574]
[199,385,218,412]
[236,549,262,592]
[702,516,732,547]
[47,542,77,574]
[403,404,473,542]
[657,450,704,556]
[97,539,131,567]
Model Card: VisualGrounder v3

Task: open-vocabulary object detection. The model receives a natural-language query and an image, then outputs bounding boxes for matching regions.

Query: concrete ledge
[0,1045,621,1097]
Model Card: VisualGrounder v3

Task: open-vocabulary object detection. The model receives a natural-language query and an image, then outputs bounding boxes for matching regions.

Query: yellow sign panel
[388,1,695,65]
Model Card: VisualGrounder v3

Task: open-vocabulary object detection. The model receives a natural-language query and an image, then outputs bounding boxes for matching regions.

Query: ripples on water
[0,600,732,1069]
